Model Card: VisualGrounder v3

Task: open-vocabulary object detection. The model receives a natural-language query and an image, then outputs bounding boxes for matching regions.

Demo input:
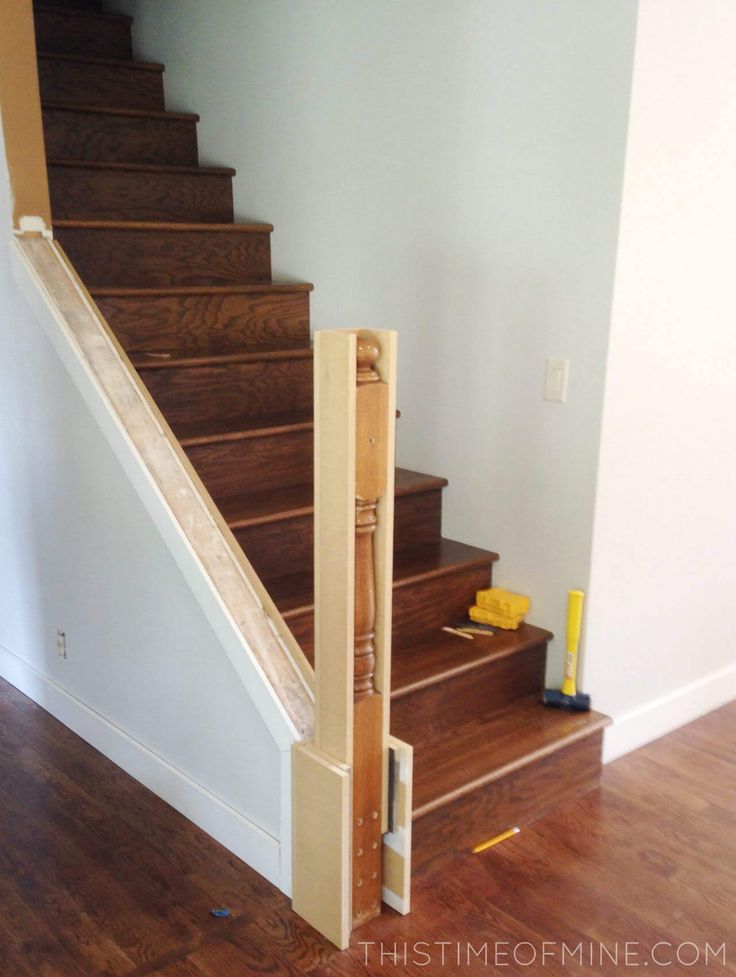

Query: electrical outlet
[57,630,67,660]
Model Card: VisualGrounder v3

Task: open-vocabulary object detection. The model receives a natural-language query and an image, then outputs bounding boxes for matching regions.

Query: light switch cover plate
[544,357,569,404]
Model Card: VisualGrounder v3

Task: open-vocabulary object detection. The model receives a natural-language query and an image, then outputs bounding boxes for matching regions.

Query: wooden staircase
[35,0,608,873]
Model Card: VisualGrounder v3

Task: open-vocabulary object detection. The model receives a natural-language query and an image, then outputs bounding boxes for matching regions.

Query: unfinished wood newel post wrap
[292,329,411,948]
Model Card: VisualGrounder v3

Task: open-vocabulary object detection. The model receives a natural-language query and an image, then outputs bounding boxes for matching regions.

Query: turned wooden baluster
[351,337,388,927]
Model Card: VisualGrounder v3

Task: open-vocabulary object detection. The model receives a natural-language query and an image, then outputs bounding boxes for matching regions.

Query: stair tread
[411,696,610,817]
[42,100,199,122]
[391,622,553,699]
[89,281,314,296]
[177,411,314,446]
[132,346,312,370]
[54,219,273,232]
[176,403,401,446]
[273,538,498,618]
[35,5,132,22]
[218,468,448,529]
[37,51,165,71]
[48,159,235,176]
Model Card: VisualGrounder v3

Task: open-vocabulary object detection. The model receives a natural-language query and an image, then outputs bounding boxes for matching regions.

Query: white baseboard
[603,661,736,763]
[0,645,282,889]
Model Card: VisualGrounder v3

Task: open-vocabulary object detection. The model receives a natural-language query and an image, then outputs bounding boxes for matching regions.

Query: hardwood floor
[0,677,733,977]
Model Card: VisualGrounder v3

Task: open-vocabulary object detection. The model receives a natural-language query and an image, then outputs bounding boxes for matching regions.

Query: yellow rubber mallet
[543,589,591,712]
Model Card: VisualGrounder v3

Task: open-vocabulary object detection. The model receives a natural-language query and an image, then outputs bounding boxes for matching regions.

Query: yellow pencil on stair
[472,826,520,853]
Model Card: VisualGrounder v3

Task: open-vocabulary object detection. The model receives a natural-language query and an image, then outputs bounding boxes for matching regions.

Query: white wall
[114,0,638,680]
[585,0,736,758]
[0,125,288,883]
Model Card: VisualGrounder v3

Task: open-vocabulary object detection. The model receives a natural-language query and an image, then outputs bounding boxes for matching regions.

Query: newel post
[291,329,399,948]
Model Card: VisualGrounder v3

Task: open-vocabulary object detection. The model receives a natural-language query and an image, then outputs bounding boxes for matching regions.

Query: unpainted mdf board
[0,0,52,227]
[292,741,351,949]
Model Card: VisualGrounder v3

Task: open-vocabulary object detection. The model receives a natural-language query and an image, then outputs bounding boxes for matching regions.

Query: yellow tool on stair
[469,587,530,630]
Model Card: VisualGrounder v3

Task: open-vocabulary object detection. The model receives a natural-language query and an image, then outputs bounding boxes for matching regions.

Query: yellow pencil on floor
[472,826,520,853]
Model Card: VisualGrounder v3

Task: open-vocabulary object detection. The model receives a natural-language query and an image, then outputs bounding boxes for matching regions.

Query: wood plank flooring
[0,677,733,976]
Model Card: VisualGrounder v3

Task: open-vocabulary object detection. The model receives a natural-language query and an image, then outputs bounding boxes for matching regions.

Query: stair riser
[186,428,312,497]
[55,226,272,287]
[286,563,493,662]
[234,489,444,581]
[140,358,313,431]
[393,564,493,649]
[48,165,234,223]
[412,731,603,873]
[96,290,310,358]
[43,108,199,167]
[391,644,546,742]
[35,9,133,60]
[38,57,165,111]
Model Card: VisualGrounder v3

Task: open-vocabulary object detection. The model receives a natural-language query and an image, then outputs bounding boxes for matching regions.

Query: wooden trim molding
[0,0,52,230]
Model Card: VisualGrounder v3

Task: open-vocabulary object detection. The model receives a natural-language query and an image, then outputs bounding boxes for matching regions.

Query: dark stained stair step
[54,220,272,287]
[408,697,609,871]
[34,6,133,60]
[219,468,447,579]
[42,103,200,166]
[391,625,551,741]
[275,538,498,661]
[48,160,235,223]
[137,349,312,431]
[182,416,314,498]
[97,283,312,358]
[38,53,166,111]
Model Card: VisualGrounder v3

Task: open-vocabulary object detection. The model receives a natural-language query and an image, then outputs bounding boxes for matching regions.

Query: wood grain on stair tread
[217,468,446,528]
[185,423,314,498]
[274,538,497,619]
[411,731,604,872]
[286,556,494,662]
[226,469,447,580]
[138,354,313,430]
[48,160,235,222]
[391,622,553,697]
[177,411,314,447]
[42,103,200,166]
[391,641,547,745]
[411,696,610,816]
[38,53,166,111]
[94,285,312,357]
[34,6,133,60]
[132,346,312,370]
[54,221,272,287]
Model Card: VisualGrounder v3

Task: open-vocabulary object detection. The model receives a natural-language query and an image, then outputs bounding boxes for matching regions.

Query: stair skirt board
[31,0,608,885]
[12,235,313,748]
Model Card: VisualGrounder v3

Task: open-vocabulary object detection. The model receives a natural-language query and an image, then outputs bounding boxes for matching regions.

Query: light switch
[544,358,569,404]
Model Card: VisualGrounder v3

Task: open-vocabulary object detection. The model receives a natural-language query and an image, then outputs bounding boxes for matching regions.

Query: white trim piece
[16,215,53,237]
[382,824,409,856]
[381,887,406,914]
[278,747,293,897]
[602,661,736,763]
[0,644,282,888]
